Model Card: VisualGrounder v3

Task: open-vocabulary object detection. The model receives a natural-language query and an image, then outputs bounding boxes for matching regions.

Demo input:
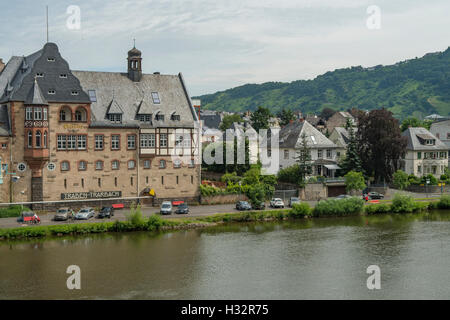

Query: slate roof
[0,43,90,104]
[402,127,448,151]
[72,70,198,128]
[271,120,337,149]
[200,111,222,130]
[0,104,10,136]
[24,78,48,105]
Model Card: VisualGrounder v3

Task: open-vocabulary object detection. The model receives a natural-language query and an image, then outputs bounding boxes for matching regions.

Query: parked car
[236,201,252,211]
[363,192,384,200]
[289,197,301,207]
[160,201,173,215]
[54,207,74,221]
[175,203,189,214]
[335,194,352,200]
[74,207,95,220]
[270,198,285,208]
[251,202,266,210]
[98,206,114,219]
[17,211,40,224]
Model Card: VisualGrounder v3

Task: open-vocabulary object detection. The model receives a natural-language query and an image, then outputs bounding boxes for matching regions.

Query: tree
[392,170,410,190]
[219,114,243,131]
[400,117,429,132]
[319,107,335,120]
[277,108,296,127]
[250,106,272,131]
[295,133,312,186]
[344,171,366,193]
[202,138,250,176]
[340,119,362,174]
[357,109,407,183]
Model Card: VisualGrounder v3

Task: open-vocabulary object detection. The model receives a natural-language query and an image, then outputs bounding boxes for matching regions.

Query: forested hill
[194,47,450,119]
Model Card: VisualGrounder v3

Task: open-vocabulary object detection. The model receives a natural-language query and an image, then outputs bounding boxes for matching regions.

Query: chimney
[0,59,5,73]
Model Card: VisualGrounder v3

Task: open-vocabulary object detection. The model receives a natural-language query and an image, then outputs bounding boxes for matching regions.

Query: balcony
[24,148,49,160]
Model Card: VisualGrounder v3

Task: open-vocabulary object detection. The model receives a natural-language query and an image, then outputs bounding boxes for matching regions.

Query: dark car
[251,202,266,210]
[236,201,252,211]
[364,192,384,200]
[98,206,114,219]
[175,203,189,214]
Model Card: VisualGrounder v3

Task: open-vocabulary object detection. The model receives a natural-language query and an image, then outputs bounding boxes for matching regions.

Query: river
[1,210,450,299]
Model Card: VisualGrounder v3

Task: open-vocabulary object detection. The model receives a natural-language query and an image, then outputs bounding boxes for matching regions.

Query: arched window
[60,106,72,121]
[75,107,87,121]
[27,131,33,148]
[35,131,41,148]
[43,131,47,148]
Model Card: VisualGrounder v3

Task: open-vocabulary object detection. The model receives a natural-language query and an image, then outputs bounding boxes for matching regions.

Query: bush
[125,204,145,228]
[365,203,391,215]
[408,174,421,185]
[344,171,366,193]
[277,164,302,185]
[392,170,410,190]
[421,174,438,186]
[289,202,312,218]
[0,205,30,218]
[437,195,450,209]
[313,197,365,217]
[390,193,416,213]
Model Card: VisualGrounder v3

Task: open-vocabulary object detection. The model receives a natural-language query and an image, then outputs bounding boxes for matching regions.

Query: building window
[34,107,42,120]
[36,73,44,77]
[61,161,70,171]
[47,57,55,62]
[417,152,421,159]
[318,149,323,158]
[78,161,87,171]
[95,160,103,170]
[35,131,41,148]
[146,176,149,184]
[160,133,167,147]
[95,135,104,150]
[151,92,160,104]
[111,135,120,150]
[108,114,122,123]
[128,160,136,169]
[159,160,166,169]
[60,107,71,121]
[64,179,67,189]
[171,114,180,121]
[43,108,47,120]
[174,159,181,168]
[17,163,27,172]
[71,91,79,96]
[326,149,332,159]
[88,90,97,102]
[139,114,152,122]
[43,131,47,148]
[98,178,101,188]
[127,135,136,150]
[1,143,7,149]
[140,133,155,148]
[27,131,33,148]
[59,74,67,78]
[161,176,164,185]
[112,160,120,170]
[143,159,151,169]
[191,176,194,184]
[284,150,289,159]
[81,178,84,188]
[77,135,86,150]
[114,177,117,187]
[47,162,56,171]
[67,135,77,150]
[48,89,55,95]
[189,159,195,168]
[26,107,33,120]
[155,114,164,121]
[176,176,179,184]
[75,108,86,121]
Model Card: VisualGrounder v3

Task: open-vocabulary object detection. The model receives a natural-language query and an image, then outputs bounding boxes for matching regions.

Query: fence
[273,189,298,201]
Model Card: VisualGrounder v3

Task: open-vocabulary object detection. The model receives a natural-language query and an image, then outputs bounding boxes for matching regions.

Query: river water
[1,211,450,299]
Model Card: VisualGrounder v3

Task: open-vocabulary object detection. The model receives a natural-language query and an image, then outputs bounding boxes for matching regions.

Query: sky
[1,0,449,96]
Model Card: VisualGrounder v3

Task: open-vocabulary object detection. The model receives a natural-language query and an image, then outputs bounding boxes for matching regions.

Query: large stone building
[0,42,200,207]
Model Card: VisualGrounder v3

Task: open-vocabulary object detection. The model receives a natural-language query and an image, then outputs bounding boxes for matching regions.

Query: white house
[430,119,450,166]
[401,127,449,178]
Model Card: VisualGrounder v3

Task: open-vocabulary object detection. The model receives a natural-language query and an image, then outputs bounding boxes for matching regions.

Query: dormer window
[171,114,180,121]
[48,89,56,95]
[426,139,435,145]
[155,114,164,121]
[139,114,152,123]
[88,90,97,102]
[151,92,160,104]
[71,91,79,95]
[108,114,122,123]
[47,57,55,62]
[36,73,44,77]
[60,74,67,78]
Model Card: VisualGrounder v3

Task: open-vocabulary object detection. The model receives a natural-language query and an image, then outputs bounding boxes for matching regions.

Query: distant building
[430,119,450,166]
[305,114,326,132]
[425,114,446,121]
[265,120,340,177]
[326,111,355,133]
[401,127,449,178]
[328,127,356,161]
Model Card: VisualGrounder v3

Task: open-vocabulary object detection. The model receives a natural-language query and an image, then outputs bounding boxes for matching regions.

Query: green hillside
[194,47,450,119]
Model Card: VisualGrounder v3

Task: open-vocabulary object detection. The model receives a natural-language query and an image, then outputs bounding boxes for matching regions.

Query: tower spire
[46,5,49,43]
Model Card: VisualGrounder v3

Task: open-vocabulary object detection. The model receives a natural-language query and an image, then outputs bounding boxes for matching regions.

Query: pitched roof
[72,70,198,128]
[0,43,90,104]
[25,78,48,105]
[402,127,448,151]
[277,120,337,149]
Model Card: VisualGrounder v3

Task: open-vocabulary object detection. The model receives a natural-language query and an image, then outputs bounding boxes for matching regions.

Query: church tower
[127,44,142,82]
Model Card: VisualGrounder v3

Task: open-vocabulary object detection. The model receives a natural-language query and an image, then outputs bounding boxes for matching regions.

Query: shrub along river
[1,210,450,299]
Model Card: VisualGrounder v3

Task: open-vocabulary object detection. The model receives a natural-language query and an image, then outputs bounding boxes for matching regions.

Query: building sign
[63,123,85,130]
[61,191,122,200]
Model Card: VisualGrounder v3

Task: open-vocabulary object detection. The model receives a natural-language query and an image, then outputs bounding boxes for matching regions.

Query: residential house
[326,111,355,133]
[430,119,450,166]
[401,127,449,178]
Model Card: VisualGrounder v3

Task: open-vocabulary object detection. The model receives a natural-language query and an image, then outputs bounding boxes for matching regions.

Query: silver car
[54,207,74,221]
[160,201,173,215]
[75,207,95,220]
